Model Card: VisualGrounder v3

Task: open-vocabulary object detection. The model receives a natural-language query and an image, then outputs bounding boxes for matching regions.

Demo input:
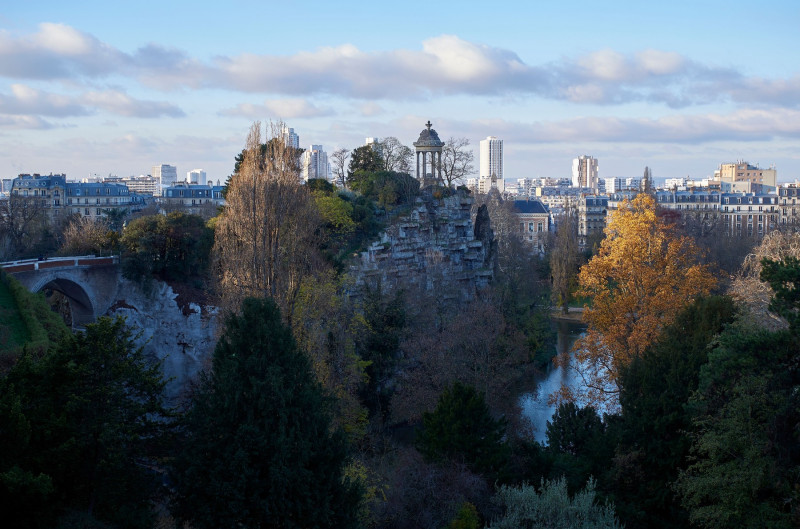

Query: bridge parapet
[1,255,119,274]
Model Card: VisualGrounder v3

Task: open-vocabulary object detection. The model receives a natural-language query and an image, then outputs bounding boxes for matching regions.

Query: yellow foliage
[570,194,716,405]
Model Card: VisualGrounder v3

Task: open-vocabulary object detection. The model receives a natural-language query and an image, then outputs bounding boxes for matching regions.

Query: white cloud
[0,24,796,111]
[0,23,125,79]
[471,108,800,144]
[220,98,335,119]
[0,85,184,121]
[81,90,185,117]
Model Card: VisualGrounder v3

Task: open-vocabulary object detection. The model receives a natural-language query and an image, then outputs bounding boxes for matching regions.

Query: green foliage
[672,268,800,528]
[547,402,605,457]
[348,145,383,176]
[612,296,738,529]
[306,177,335,194]
[675,325,800,529]
[0,316,169,528]
[170,297,361,529]
[487,477,623,529]
[0,270,69,365]
[416,382,508,477]
[761,256,800,329]
[544,402,615,496]
[354,284,406,421]
[347,169,420,207]
[447,501,481,529]
[314,191,356,235]
[120,212,213,288]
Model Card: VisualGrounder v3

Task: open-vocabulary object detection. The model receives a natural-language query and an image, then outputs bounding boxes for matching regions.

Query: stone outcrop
[350,189,495,299]
[105,277,219,404]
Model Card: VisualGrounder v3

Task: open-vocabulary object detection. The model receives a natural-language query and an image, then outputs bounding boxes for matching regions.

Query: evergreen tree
[170,297,361,529]
[612,296,738,529]
[0,316,169,529]
[416,381,508,478]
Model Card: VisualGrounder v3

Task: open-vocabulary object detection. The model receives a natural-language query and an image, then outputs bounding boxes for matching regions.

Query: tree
[675,322,800,528]
[487,477,623,529]
[377,137,413,173]
[730,230,800,330]
[568,193,715,405]
[641,166,653,194]
[170,297,361,529]
[348,145,383,177]
[611,296,738,529]
[120,212,213,288]
[0,195,50,260]
[214,121,323,319]
[416,382,509,478]
[0,316,169,528]
[439,137,475,188]
[330,147,350,189]
[59,215,114,256]
[550,209,580,313]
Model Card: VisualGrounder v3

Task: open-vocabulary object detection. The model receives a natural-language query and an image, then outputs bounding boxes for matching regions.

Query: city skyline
[0,1,798,183]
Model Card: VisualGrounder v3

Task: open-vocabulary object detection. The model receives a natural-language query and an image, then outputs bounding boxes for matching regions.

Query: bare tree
[550,209,580,313]
[60,215,112,256]
[330,148,350,189]
[439,137,475,188]
[214,121,324,321]
[377,137,413,173]
[0,195,49,260]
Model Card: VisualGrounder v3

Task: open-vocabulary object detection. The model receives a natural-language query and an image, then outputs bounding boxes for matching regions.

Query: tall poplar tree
[214,122,323,320]
[170,297,361,529]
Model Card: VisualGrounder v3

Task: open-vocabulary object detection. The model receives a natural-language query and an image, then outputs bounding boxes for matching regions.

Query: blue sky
[1,0,798,184]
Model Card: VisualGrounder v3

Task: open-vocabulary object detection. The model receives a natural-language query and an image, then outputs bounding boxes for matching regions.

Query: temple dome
[413,121,445,148]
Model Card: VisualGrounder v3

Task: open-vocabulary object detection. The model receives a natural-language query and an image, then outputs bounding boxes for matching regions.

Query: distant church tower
[413,121,445,185]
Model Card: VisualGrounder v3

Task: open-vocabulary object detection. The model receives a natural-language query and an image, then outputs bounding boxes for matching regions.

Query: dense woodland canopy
[0,125,798,528]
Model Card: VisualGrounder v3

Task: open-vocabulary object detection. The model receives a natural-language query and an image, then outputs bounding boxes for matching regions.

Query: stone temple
[413,121,445,185]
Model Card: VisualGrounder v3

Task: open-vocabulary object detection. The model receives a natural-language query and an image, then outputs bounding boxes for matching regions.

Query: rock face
[105,277,219,404]
[350,189,495,300]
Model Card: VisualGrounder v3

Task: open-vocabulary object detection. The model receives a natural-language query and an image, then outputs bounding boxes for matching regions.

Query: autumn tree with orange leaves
[563,193,716,405]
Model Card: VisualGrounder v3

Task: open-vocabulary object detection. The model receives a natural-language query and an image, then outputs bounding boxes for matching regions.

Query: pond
[519,318,588,444]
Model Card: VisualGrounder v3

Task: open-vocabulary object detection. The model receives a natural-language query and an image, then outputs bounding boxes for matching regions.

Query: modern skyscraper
[479,136,504,193]
[187,169,206,185]
[282,126,299,149]
[301,145,330,182]
[151,164,177,196]
[572,155,598,190]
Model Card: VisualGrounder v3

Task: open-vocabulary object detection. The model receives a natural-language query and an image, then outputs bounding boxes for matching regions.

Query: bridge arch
[29,274,95,327]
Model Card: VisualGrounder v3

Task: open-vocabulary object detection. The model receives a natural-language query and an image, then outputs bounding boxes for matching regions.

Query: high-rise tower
[571,155,598,190]
[478,136,504,193]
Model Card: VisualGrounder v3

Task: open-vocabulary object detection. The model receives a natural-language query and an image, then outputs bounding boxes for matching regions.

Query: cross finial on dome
[425,120,432,130]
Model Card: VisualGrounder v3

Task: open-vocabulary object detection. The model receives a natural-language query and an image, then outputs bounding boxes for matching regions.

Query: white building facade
[478,136,504,193]
[572,155,598,191]
[282,126,299,149]
[151,164,177,196]
[302,145,331,182]
[186,169,207,185]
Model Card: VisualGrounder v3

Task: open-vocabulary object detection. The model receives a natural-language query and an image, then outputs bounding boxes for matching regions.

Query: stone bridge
[1,256,121,326]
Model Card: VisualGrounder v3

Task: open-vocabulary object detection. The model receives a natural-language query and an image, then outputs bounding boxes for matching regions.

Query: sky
[1,0,799,185]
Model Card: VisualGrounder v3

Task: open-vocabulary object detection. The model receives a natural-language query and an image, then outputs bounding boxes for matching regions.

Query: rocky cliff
[350,189,495,300]
[106,278,219,403]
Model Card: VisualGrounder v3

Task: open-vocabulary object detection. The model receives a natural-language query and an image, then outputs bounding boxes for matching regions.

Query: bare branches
[439,137,475,188]
[330,148,349,189]
[377,137,413,174]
